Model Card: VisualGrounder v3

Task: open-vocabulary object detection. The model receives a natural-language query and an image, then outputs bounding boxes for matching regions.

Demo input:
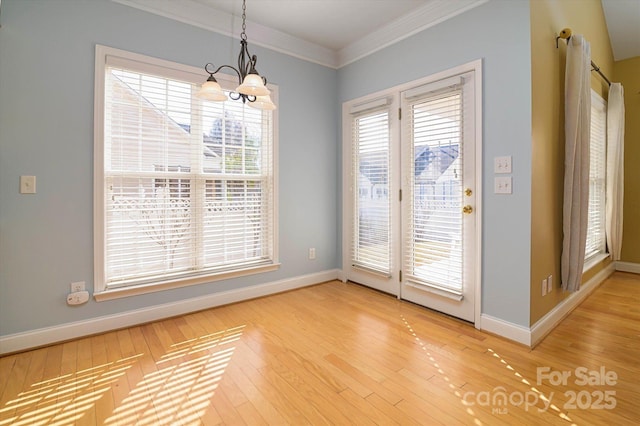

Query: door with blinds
[344,64,479,323]
[399,72,476,322]
[343,97,401,294]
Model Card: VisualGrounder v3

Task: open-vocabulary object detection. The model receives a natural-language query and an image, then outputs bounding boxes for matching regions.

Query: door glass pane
[406,92,463,293]
[352,110,391,274]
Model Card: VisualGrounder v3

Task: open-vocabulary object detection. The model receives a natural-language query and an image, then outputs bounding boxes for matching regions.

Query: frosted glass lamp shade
[236,73,270,96]
[196,80,227,101]
[248,94,276,110]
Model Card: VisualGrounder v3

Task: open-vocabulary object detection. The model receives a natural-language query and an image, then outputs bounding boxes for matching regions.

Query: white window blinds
[97,47,275,292]
[350,102,392,275]
[585,92,606,261]
[403,82,465,296]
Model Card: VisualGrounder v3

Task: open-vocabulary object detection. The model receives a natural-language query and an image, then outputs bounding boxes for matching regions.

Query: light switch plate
[494,156,512,174]
[494,176,512,194]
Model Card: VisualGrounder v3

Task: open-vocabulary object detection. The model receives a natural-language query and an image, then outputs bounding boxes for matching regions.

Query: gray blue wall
[338,0,533,326]
[0,0,338,336]
[0,0,533,340]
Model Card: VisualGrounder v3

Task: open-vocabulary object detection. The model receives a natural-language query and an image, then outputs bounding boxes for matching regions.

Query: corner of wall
[614,56,640,264]
[529,0,615,326]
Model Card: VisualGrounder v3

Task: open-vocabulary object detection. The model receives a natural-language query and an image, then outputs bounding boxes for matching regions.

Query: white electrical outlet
[70,281,86,292]
[547,275,553,293]
[309,248,316,260]
[542,278,548,296]
[20,176,36,194]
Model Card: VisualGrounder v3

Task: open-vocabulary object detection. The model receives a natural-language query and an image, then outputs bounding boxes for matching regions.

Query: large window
[585,91,606,262]
[94,46,278,299]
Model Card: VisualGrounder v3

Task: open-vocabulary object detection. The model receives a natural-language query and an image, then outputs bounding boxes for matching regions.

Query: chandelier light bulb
[237,73,270,96]
[196,79,227,101]
[248,94,276,111]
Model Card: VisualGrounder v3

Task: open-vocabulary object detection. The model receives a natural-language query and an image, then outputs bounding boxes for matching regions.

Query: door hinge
[398,107,402,120]
[399,270,403,282]
[399,189,402,202]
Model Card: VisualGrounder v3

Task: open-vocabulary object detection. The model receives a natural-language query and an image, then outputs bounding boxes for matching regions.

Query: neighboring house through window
[94,46,278,299]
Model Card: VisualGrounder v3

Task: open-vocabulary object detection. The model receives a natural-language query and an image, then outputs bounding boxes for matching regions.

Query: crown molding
[112,0,339,68]
[113,0,488,69]
[337,0,489,68]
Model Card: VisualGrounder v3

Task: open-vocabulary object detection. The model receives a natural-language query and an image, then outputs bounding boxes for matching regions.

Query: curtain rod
[555,28,611,87]
[589,60,611,86]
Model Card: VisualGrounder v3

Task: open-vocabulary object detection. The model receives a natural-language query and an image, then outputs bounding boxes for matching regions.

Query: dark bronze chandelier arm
[238,40,251,77]
[228,91,256,103]
[204,63,242,83]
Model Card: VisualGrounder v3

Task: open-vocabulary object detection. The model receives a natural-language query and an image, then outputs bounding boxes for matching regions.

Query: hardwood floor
[1,272,638,425]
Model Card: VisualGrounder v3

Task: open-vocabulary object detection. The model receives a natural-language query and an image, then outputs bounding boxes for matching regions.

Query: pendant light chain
[241,0,247,41]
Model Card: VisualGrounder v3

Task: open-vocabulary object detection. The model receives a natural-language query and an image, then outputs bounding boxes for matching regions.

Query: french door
[343,63,480,323]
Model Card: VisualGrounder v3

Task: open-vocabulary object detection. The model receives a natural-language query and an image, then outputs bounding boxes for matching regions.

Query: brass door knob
[463,205,473,214]
[465,188,472,197]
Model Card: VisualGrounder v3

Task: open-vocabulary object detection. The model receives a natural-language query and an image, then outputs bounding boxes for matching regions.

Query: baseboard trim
[615,261,640,274]
[530,262,615,347]
[0,269,340,355]
[480,262,615,347]
[480,314,531,346]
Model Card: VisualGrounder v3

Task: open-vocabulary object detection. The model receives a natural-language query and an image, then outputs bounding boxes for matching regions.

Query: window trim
[93,45,279,301]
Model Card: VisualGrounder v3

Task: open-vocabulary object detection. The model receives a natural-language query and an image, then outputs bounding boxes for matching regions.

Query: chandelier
[196,0,276,110]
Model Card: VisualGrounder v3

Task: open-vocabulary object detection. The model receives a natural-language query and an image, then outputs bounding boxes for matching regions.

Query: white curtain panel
[606,83,625,261]
[562,35,591,292]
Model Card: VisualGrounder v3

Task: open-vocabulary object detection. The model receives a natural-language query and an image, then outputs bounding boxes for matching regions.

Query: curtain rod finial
[556,28,572,48]
[559,28,572,39]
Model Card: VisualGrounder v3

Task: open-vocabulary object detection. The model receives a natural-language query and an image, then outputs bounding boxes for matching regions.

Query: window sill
[583,252,610,273]
[94,262,281,301]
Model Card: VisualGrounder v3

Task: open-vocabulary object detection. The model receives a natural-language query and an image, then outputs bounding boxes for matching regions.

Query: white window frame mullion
[191,87,205,271]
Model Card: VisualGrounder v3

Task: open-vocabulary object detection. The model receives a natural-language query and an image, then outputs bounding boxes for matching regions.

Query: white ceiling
[116,0,639,67]
[194,0,428,51]
[602,0,640,61]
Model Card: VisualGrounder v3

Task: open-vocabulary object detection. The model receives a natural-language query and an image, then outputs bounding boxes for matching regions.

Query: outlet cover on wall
[70,281,86,293]
[20,175,36,194]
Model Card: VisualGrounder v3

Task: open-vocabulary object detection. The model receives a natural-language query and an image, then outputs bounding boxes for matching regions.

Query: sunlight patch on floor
[486,348,577,425]
[0,325,244,426]
[0,355,142,426]
[104,325,244,425]
[401,315,483,426]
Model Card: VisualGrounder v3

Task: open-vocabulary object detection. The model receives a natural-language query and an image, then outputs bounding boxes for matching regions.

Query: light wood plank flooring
[1,272,638,425]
